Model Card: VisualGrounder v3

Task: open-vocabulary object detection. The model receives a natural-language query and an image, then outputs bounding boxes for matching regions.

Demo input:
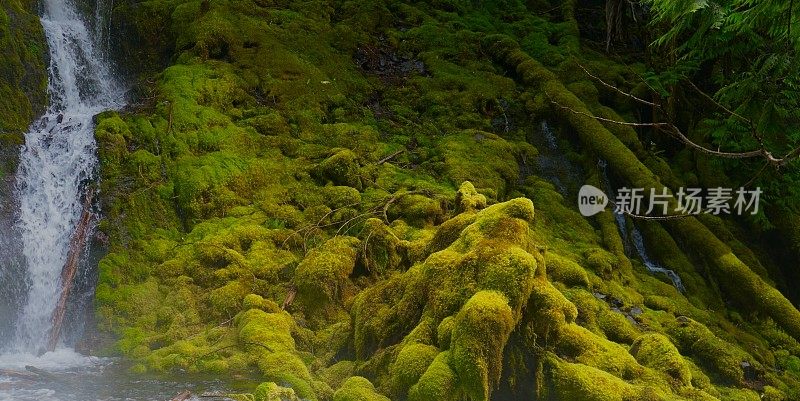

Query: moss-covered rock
[333,376,390,401]
[630,333,692,386]
[449,291,515,401]
[293,236,360,306]
[316,149,364,190]
[408,351,460,401]
[389,342,439,397]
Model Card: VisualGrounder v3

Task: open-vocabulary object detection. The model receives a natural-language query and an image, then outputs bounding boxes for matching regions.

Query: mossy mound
[90,0,800,400]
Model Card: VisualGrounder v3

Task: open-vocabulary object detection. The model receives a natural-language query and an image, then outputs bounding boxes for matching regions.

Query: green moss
[91,1,800,398]
[455,181,487,213]
[449,291,514,401]
[556,324,643,381]
[408,351,460,401]
[332,377,390,401]
[547,356,637,401]
[546,252,590,287]
[389,343,439,397]
[438,131,521,199]
[486,34,800,342]
[630,333,692,386]
[293,236,360,306]
[522,277,578,345]
[253,382,301,401]
[317,361,357,390]
[386,193,445,226]
[360,218,408,274]
[667,318,758,385]
[316,149,364,190]
[598,309,639,345]
[0,0,47,143]
[436,316,455,350]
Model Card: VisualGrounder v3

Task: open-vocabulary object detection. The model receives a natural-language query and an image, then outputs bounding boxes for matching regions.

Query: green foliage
[645,0,800,212]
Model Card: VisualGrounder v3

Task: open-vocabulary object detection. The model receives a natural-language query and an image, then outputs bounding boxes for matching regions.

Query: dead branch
[0,369,39,381]
[48,187,94,352]
[575,61,657,106]
[282,286,296,310]
[377,149,406,165]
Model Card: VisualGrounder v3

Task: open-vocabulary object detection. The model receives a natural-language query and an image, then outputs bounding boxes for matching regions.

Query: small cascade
[3,0,123,355]
[599,161,685,292]
[532,121,584,197]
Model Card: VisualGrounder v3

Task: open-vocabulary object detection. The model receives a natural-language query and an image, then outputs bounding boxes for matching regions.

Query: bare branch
[550,99,667,127]
[575,61,658,107]
[657,125,766,159]
[685,80,753,127]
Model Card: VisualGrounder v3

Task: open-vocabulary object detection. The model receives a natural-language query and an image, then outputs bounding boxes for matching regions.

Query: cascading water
[5,0,123,354]
[533,121,584,197]
[599,161,685,292]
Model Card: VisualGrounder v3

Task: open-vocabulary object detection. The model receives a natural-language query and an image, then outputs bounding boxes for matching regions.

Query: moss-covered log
[484,35,800,341]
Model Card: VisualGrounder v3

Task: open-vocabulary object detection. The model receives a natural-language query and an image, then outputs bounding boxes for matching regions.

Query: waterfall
[534,121,584,197]
[599,161,685,292]
[5,0,123,354]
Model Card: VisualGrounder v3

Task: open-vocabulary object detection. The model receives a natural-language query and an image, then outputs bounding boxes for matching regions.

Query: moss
[90,1,800,398]
[242,294,282,313]
[546,252,590,288]
[0,0,47,143]
[437,131,521,198]
[667,318,758,385]
[359,218,408,274]
[208,281,249,318]
[598,309,639,345]
[522,277,578,345]
[386,193,445,226]
[630,333,692,386]
[253,382,301,401]
[389,343,439,397]
[486,34,800,342]
[762,386,787,401]
[316,149,363,190]
[547,356,637,401]
[333,377,390,401]
[449,291,514,401]
[425,211,477,255]
[436,316,455,350]
[556,324,643,381]
[317,361,357,390]
[293,236,360,306]
[454,181,487,213]
[408,351,460,401]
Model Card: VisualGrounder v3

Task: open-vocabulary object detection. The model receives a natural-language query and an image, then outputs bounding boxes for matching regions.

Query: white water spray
[8,0,123,353]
